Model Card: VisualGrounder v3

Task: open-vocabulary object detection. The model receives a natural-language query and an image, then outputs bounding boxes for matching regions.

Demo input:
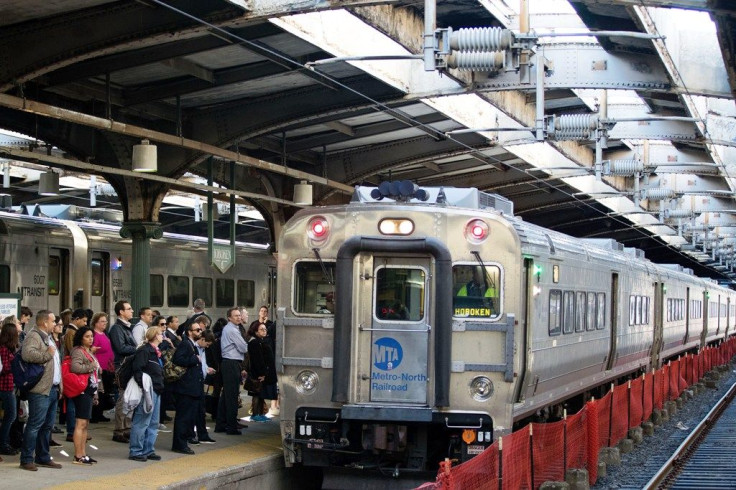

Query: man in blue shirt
[214,308,248,435]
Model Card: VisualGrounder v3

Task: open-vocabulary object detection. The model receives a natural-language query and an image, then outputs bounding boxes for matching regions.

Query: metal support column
[120,221,162,313]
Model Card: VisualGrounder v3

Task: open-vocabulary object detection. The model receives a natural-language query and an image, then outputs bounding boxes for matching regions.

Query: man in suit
[171,320,205,454]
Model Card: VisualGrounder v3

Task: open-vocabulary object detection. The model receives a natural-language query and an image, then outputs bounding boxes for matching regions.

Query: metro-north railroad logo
[372,337,403,371]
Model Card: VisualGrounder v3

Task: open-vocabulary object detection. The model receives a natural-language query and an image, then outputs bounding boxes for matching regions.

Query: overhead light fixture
[38,169,59,196]
[294,180,313,206]
[132,139,157,172]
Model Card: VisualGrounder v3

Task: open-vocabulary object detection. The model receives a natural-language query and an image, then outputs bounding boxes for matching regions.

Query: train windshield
[374,267,425,321]
[293,260,336,314]
[452,264,501,319]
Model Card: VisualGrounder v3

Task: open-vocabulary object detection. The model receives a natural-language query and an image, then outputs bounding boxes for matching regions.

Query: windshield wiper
[312,248,334,285]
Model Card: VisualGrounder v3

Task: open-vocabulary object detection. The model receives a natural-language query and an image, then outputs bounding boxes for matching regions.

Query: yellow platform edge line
[49,433,283,489]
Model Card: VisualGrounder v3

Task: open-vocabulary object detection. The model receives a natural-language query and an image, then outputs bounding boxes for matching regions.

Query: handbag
[62,355,90,398]
[243,375,262,394]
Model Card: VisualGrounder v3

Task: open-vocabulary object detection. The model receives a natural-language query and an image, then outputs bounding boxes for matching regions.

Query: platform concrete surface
[0,404,284,489]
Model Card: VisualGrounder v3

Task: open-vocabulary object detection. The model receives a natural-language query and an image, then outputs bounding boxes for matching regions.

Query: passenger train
[0,210,275,320]
[276,183,736,479]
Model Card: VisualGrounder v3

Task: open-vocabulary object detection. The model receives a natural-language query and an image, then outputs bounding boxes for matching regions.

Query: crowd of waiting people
[0,299,279,470]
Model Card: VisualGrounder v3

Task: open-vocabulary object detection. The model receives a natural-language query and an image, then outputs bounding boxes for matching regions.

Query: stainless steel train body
[276,185,736,474]
[0,212,275,319]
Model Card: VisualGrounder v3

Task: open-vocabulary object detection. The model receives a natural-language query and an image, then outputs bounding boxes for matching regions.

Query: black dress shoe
[236,422,249,429]
[172,447,195,455]
[187,438,200,445]
[128,455,147,462]
[146,453,162,461]
[112,435,130,443]
[49,439,62,447]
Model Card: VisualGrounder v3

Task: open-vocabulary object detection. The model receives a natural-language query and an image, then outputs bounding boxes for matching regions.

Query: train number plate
[466,445,485,455]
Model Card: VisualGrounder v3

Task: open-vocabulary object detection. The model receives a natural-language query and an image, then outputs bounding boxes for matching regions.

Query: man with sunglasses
[170,317,208,454]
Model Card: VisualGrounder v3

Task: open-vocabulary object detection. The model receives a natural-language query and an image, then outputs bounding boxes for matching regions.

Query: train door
[701,291,709,346]
[684,287,691,343]
[651,282,664,369]
[605,273,618,371]
[356,257,430,406]
[89,252,109,314]
[48,248,69,314]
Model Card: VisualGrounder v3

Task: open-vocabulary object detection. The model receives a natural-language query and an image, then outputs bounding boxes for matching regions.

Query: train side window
[193,277,212,308]
[0,265,9,293]
[548,290,561,336]
[90,259,103,296]
[48,256,60,296]
[666,298,671,322]
[644,296,650,323]
[563,290,574,334]
[575,291,585,332]
[586,292,596,331]
[635,296,642,325]
[216,279,235,307]
[629,295,635,326]
[375,267,425,322]
[596,292,605,329]
[167,275,189,307]
[292,261,335,315]
[452,263,501,319]
[237,280,255,308]
[150,275,163,307]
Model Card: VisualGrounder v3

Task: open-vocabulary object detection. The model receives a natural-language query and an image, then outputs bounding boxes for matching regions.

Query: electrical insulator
[446,51,505,71]
[449,27,513,52]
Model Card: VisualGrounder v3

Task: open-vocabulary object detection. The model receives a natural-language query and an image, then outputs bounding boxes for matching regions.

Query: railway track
[644,381,736,489]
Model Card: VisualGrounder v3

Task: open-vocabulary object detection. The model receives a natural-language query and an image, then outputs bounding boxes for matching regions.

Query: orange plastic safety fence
[643,372,654,422]
[585,399,599,485]
[678,358,688,393]
[668,360,680,400]
[565,410,588,470]
[653,367,665,410]
[595,391,612,450]
[629,377,643,428]
[610,383,629,445]
[531,420,565,488]
[438,440,500,490]
[502,427,531,490]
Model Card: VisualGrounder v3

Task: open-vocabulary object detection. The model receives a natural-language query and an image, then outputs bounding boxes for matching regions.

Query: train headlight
[469,376,494,401]
[378,218,414,235]
[307,217,329,241]
[295,370,319,395]
[465,219,489,244]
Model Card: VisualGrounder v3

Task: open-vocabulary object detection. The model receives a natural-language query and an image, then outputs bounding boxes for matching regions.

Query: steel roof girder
[606,119,701,141]
[470,43,679,93]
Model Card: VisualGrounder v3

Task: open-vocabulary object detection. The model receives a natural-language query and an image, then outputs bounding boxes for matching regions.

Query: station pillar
[120,221,163,313]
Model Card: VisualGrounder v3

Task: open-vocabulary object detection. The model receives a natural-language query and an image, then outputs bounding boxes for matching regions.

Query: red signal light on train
[307,217,329,240]
[465,219,489,243]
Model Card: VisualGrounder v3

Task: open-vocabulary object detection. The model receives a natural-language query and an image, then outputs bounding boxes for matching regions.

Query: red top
[0,346,15,391]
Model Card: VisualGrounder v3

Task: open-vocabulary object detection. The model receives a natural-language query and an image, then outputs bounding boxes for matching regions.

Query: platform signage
[370,333,428,404]
[212,243,234,273]
[0,293,21,321]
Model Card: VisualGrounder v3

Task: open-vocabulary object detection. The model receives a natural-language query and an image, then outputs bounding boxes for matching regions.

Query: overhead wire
[147,0,731,279]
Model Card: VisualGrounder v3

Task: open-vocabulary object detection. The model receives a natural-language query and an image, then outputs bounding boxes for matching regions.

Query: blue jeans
[65,396,76,436]
[21,385,59,464]
[129,390,160,457]
[0,390,17,447]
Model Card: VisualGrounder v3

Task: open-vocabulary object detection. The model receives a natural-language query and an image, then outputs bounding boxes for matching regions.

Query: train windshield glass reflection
[293,260,335,314]
[452,264,501,319]
[374,267,425,321]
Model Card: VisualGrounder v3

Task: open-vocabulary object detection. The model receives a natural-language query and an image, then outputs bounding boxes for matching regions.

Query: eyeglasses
[158,322,166,326]
[192,328,203,333]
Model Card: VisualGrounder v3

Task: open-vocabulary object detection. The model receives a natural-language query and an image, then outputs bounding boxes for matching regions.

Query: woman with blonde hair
[128,327,165,462]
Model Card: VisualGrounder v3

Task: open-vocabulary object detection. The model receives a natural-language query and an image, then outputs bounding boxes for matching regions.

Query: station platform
[0,401,285,489]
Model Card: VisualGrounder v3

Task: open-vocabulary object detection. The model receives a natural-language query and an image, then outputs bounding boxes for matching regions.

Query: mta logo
[372,337,403,371]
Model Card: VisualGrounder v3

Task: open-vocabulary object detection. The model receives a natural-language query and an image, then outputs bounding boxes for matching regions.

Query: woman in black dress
[245,322,277,422]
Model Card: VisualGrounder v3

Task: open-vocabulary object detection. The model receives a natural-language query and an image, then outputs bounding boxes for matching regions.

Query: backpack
[114,352,135,389]
[61,356,90,398]
[12,336,45,397]
[162,347,186,383]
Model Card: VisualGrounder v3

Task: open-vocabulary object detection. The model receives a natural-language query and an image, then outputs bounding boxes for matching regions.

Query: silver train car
[0,211,275,320]
[276,184,736,476]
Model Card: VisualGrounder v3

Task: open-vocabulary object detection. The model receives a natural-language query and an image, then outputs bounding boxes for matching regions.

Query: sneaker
[52,425,63,434]
[268,408,280,416]
[73,456,94,466]
[187,438,200,445]
[158,424,171,432]
[252,415,270,422]
[198,437,216,444]
[128,454,147,462]
[146,453,162,461]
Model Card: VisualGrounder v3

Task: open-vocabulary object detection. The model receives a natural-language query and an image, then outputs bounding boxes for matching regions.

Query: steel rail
[644,380,736,489]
